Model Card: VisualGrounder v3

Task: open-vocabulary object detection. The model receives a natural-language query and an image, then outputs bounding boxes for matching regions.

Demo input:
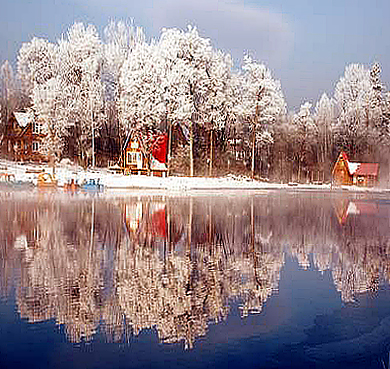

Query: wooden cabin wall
[333,159,352,185]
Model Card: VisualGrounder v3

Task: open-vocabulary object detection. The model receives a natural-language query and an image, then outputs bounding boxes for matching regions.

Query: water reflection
[1,193,390,349]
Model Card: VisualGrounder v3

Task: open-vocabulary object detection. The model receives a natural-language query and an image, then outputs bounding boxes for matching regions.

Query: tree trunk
[49,149,56,176]
[3,78,8,156]
[91,109,95,168]
[209,129,214,177]
[89,199,95,266]
[208,200,212,244]
[187,197,193,255]
[298,159,301,183]
[167,122,173,176]
[251,127,256,179]
[167,201,171,252]
[189,120,194,177]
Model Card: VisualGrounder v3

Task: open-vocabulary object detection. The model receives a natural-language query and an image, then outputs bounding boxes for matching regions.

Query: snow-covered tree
[103,20,146,160]
[0,61,19,144]
[103,20,145,102]
[32,77,65,160]
[291,102,316,182]
[158,26,215,176]
[59,23,104,166]
[334,63,381,159]
[32,23,105,166]
[369,62,389,147]
[203,50,233,176]
[119,26,219,176]
[119,42,165,134]
[314,93,335,177]
[17,38,57,103]
[271,113,295,182]
[29,24,105,166]
[236,55,286,178]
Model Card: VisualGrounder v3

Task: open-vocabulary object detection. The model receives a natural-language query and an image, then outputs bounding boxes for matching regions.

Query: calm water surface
[1,190,390,368]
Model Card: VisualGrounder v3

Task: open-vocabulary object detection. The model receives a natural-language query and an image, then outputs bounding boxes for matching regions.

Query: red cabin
[2,111,47,162]
[332,151,379,187]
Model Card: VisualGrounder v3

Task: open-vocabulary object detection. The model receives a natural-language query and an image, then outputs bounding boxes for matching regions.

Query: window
[33,122,43,134]
[127,151,137,165]
[130,141,139,149]
[127,151,143,168]
[32,141,39,152]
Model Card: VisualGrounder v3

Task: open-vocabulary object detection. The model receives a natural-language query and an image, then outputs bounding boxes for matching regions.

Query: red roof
[354,163,379,176]
[340,151,349,162]
[336,151,379,177]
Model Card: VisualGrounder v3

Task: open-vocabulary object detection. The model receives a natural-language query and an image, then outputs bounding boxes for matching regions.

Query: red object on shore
[151,134,168,163]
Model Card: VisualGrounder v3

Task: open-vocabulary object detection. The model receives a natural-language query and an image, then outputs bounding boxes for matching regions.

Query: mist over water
[1,191,390,368]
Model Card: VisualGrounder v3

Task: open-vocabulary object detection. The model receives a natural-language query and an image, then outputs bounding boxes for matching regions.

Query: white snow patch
[14,112,33,128]
[347,202,360,215]
[348,162,360,175]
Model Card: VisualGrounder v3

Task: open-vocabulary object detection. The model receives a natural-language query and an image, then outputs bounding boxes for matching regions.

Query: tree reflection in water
[1,193,390,349]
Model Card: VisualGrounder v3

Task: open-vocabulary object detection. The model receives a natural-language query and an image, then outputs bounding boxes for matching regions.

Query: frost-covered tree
[103,20,146,160]
[119,42,165,133]
[158,26,215,176]
[119,26,217,176]
[291,102,316,182]
[32,77,65,160]
[17,38,57,104]
[383,92,390,139]
[17,38,61,161]
[369,62,389,148]
[334,63,381,159]
[32,23,105,166]
[0,61,19,146]
[119,40,170,172]
[203,50,233,176]
[103,20,145,102]
[271,113,295,182]
[58,23,104,166]
[236,55,285,178]
[314,93,335,177]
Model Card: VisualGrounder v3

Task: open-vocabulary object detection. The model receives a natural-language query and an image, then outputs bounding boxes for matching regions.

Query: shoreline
[1,159,390,195]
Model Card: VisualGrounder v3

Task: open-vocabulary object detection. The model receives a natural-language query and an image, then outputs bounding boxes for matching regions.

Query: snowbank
[1,159,389,194]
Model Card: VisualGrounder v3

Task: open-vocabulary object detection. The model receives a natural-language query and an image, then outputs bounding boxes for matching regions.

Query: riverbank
[1,159,389,194]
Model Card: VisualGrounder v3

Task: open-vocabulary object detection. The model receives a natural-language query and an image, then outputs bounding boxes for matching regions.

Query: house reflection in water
[1,194,390,348]
[333,199,379,225]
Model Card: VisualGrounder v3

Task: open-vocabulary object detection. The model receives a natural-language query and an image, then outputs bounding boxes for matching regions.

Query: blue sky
[1,0,389,109]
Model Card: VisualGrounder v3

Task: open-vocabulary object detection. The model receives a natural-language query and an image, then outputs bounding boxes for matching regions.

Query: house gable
[332,151,379,187]
[2,111,47,162]
[332,151,352,185]
[123,134,145,170]
[122,131,168,176]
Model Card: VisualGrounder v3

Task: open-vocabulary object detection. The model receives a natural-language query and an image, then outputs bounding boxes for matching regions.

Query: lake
[1,190,390,369]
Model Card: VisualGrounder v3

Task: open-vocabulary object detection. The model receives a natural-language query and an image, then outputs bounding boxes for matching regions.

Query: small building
[122,131,168,176]
[122,132,147,175]
[2,110,47,162]
[332,151,379,187]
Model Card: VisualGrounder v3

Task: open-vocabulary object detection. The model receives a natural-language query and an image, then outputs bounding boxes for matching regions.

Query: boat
[64,179,80,192]
[81,178,104,192]
[37,172,58,189]
[0,172,15,184]
[0,173,34,190]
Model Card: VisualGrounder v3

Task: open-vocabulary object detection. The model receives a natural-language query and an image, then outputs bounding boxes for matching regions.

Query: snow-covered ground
[0,159,388,193]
